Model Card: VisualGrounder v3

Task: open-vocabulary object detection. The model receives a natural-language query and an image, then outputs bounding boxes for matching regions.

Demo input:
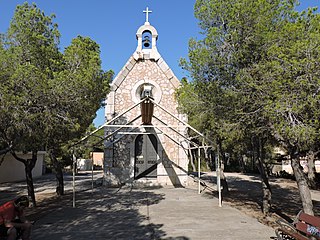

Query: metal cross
[143,7,152,23]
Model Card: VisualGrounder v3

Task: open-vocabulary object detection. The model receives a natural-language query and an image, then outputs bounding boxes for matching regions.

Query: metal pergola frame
[72,96,222,207]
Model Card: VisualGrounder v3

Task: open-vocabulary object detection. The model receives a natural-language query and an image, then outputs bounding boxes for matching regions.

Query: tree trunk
[257,159,272,215]
[251,137,272,215]
[218,141,229,194]
[239,155,245,173]
[203,144,211,171]
[188,148,196,172]
[11,151,37,207]
[262,178,272,215]
[210,150,215,171]
[256,138,272,216]
[291,154,314,215]
[307,150,317,189]
[25,151,37,207]
[49,149,64,196]
[220,161,229,194]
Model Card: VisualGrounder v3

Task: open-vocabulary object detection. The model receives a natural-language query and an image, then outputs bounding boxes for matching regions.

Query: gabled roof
[111,55,181,92]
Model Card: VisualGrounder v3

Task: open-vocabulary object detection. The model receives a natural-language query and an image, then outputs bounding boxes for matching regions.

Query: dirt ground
[3,171,320,230]
[200,172,320,229]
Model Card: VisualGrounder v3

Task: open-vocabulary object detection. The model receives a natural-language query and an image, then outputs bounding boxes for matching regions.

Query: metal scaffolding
[71,96,222,207]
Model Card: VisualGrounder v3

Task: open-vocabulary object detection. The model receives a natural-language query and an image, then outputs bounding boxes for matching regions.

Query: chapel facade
[104,8,189,186]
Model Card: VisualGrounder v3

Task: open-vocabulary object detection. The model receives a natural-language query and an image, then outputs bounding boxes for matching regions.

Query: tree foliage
[178,0,320,214]
[0,3,112,203]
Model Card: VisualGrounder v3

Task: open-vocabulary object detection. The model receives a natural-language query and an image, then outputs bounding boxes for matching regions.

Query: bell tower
[134,7,161,61]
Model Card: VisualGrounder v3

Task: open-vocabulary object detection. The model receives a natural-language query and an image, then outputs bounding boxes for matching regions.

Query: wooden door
[134,134,157,179]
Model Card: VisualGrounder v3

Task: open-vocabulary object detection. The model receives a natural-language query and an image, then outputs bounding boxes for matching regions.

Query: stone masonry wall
[105,58,188,186]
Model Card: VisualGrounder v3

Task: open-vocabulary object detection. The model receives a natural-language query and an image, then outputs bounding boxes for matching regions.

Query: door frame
[133,133,159,179]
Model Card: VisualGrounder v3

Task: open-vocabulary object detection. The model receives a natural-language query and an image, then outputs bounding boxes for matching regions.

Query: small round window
[131,80,162,104]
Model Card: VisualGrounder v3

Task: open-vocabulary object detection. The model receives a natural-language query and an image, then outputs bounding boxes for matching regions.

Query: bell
[142,36,150,48]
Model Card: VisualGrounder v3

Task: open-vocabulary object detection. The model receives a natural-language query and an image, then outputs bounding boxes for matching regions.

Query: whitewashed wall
[282,160,320,174]
[0,152,45,183]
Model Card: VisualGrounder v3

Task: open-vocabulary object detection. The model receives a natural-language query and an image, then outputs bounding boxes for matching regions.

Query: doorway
[134,134,158,179]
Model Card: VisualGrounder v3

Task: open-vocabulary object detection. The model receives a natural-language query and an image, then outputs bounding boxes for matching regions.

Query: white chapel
[104,7,189,187]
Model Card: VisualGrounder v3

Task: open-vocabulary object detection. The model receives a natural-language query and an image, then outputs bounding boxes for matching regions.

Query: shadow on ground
[200,173,320,228]
[28,186,188,240]
[1,172,190,239]
[0,172,101,204]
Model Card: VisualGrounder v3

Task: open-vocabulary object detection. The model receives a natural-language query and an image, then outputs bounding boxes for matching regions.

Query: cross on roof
[143,7,152,23]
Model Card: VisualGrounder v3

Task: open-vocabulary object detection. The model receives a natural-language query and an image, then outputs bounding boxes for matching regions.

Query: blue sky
[0,1,319,127]
[0,0,200,127]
